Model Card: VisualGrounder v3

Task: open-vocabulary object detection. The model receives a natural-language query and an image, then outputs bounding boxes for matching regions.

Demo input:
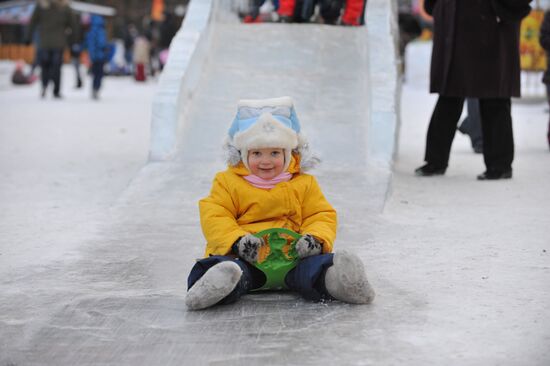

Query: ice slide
[2,0,400,364]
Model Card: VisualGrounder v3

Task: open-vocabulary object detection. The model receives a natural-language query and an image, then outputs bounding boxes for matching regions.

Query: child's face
[247,148,285,179]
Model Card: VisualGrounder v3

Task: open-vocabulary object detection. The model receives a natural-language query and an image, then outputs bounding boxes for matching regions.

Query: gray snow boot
[185,261,242,310]
[325,250,375,304]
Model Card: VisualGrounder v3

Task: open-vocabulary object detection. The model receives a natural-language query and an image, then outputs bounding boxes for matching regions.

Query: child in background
[132,35,150,82]
[11,60,37,85]
[84,15,109,99]
[185,97,375,310]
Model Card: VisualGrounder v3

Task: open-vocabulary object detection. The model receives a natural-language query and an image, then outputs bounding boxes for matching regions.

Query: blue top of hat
[228,104,301,139]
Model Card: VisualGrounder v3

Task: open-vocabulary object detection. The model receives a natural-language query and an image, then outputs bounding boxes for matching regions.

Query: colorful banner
[520,9,547,71]
[151,0,164,21]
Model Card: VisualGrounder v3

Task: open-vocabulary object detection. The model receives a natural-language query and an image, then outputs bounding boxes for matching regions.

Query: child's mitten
[233,234,264,263]
[295,234,322,258]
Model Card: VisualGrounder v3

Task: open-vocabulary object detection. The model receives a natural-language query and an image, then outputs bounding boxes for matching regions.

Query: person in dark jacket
[539,9,550,150]
[69,11,83,89]
[415,0,532,180]
[26,0,75,98]
[84,15,109,100]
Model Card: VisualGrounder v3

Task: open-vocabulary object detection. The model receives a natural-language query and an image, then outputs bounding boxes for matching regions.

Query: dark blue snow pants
[91,61,105,91]
[187,254,335,305]
[39,48,63,95]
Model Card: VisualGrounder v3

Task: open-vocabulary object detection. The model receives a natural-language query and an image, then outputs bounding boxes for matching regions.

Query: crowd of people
[12,0,182,100]
[239,0,367,25]
[10,0,550,156]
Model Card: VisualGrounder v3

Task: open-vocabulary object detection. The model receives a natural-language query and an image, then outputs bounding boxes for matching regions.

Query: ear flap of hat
[293,133,320,171]
[223,136,242,167]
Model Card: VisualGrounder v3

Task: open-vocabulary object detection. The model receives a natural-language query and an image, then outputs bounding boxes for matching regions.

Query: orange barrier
[0,45,86,64]
[0,45,35,63]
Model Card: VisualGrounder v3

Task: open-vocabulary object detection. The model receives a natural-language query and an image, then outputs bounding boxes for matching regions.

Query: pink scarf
[243,172,293,189]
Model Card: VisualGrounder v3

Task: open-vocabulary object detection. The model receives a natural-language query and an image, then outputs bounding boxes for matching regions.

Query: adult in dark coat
[539,10,550,149]
[415,0,532,180]
[26,0,75,98]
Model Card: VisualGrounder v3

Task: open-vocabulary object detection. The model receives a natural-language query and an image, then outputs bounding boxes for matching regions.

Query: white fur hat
[225,96,314,172]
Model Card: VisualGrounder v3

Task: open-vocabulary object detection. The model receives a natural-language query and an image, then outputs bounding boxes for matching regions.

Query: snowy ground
[0,63,156,267]
[371,42,550,364]
[0,65,160,366]
[1,37,549,366]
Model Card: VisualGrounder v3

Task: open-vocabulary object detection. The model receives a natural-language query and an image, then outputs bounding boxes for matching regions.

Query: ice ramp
[151,0,400,192]
[1,1,401,365]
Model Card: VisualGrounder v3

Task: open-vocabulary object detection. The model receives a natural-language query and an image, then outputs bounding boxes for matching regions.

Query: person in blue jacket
[85,15,110,100]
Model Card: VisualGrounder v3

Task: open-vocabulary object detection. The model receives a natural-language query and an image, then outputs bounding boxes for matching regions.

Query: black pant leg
[465,98,483,147]
[546,84,550,145]
[39,49,51,89]
[479,98,514,172]
[91,61,104,91]
[250,0,265,18]
[50,49,63,95]
[424,95,465,167]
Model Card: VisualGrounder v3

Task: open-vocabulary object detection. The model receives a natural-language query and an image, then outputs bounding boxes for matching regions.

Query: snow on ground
[0,38,549,365]
[368,41,550,364]
[0,61,156,268]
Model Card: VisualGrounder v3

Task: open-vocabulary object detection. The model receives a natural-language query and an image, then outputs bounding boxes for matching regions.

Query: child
[185,96,375,310]
[11,60,37,85]
[84,15,109,99]
[132,36,150,82]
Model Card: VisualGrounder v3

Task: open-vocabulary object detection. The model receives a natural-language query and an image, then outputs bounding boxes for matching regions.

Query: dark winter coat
[85,15,109,63]
[539,10,550,85]
[425,0,532,98]
[27,0,75,50]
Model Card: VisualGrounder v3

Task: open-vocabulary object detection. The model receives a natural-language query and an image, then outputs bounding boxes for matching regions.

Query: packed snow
[0,16,549,366]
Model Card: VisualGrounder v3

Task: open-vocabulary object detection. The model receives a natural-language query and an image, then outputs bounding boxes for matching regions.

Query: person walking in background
[397,0,422,76]
[158,12,180,70]
[29,31,41,77]
[84,15,109,100]
[539,8,550,150]
[133,35,150,82]
[70,43,83,89]
[69,11,83,89]
[243,0,269,23]
[457,98,483,154]
[276,0,366,25]
[123,23,138,75]
[415,0,532,180]
[25,0,75,99]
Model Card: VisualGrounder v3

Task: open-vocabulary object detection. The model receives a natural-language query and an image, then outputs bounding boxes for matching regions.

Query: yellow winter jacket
[199,154,337,258]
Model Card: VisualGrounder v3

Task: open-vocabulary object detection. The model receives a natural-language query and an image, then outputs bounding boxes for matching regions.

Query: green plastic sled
[252,228,301,291]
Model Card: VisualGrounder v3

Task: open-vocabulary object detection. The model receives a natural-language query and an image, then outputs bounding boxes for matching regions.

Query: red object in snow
[278,0,296,17]
[342,0,366,26]
[243,15,263,23]
[135,63,146,81]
